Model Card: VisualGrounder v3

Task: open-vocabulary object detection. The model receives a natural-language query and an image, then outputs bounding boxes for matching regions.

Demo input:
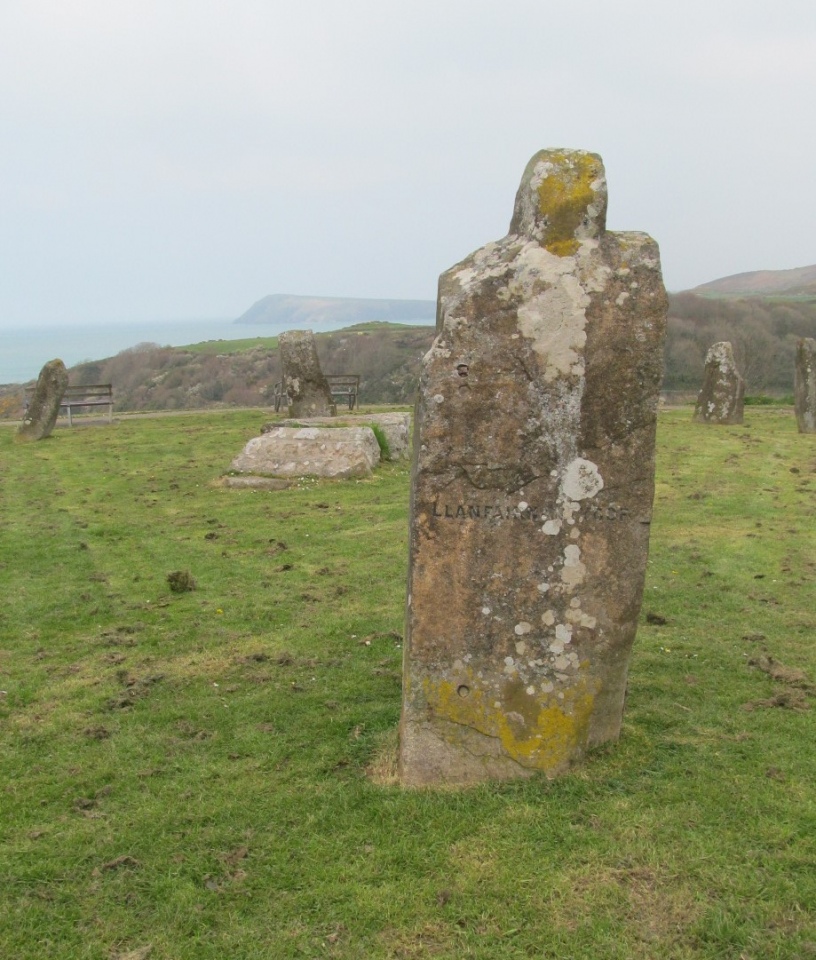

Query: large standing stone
[399,149,668,787]
[279,330,335,417]
[16,359,68,442]
[693,342,745,424]
[794,337,816,434]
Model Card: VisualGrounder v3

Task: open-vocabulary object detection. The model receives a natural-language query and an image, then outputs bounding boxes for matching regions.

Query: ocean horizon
[1,316,418,385]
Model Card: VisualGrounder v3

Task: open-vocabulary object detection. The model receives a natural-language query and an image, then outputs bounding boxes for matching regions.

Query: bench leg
[67,406,73,427]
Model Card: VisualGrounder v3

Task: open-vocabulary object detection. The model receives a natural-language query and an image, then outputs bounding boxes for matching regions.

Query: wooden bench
[273,374,360,413]
[25,383,113,426]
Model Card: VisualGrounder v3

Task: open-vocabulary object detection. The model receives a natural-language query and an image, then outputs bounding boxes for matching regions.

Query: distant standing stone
[693,342,744,424]
[399,149,668,787]
[16,359,68,441]
[794,338,816,434]
[279,330,335,417]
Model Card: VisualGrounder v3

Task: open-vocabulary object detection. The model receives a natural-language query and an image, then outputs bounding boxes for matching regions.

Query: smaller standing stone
[794,338,816,433]
[279,330,335,417]
[693,342,745,424]
[16,359,69,441]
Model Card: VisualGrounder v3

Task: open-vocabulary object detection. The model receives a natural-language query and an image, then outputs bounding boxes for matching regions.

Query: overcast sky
[1,0,814,328]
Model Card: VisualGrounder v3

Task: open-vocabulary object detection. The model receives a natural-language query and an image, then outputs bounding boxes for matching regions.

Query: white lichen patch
[481,606,491,615]
[561,458,604,501]
[555,623,573,643]
[541,610,556,626]
[537,582,550,594]
[561,549,587,587]
[542,519,562,535]
[514,622,532,636]
[513,244,590,382]
[515,640,528,655]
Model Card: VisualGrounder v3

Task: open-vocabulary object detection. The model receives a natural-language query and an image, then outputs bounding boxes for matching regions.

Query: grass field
[1,408,814,959]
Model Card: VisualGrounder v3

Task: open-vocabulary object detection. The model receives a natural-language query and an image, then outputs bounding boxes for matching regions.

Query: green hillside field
[0,408,814,959]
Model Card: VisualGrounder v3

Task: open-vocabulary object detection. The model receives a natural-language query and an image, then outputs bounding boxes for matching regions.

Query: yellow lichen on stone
[537,152,600,257]
[425,668,597,774]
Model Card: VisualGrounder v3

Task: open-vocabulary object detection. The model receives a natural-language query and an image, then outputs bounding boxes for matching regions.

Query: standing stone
[16,359,69,442]
[794,338,816,434]
[693,342,745,424]
[399,149,668,787]
[279,330,335,417]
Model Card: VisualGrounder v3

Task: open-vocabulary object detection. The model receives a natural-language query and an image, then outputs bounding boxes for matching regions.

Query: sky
[1,0,815,329]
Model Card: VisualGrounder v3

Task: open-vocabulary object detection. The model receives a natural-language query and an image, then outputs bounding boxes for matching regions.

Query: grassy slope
[0,410,814,960]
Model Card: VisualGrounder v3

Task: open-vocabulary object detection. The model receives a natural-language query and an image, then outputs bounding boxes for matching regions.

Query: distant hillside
[0,324,436,419]
[3,293,816,420]
[692,264,816,298]
[235,293,436,327]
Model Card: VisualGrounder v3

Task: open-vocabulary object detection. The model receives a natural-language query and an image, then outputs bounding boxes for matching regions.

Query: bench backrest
[325,375,360,392]
[24,383,113,400]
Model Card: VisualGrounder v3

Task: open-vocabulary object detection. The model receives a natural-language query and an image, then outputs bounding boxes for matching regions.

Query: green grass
[1,409,814,959]
[177,322,431,356]
[179,336,281,355]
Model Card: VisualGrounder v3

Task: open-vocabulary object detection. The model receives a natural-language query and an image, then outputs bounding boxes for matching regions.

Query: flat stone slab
[222,475,292,490]
[230,426,381,479]
[268,412,411,459]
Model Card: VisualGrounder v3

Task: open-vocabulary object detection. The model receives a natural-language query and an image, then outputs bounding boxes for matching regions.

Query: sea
[1,317,361,385]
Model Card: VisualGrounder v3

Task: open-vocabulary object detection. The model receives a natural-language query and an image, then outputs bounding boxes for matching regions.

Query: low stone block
[269,412,412,459]
[230,426,381,479]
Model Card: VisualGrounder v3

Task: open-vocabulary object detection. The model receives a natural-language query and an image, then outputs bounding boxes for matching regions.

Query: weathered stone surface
[279,329,335,417]
[230,426,380,479]
[16,359,68,441]
[399,149,668,787]
[268,412,412,459]
[693,342,744,424]
[794,337,816,434]
[222,475,291,490]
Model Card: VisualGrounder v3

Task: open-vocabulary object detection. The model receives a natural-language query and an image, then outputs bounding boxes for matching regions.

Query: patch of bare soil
[743,655,815,711]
